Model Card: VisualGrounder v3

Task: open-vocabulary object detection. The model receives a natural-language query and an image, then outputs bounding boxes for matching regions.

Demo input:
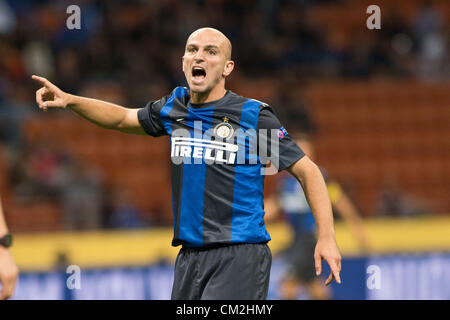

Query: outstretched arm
[287,156,342,286]
[0,197,19,300]
[32,75,146,135]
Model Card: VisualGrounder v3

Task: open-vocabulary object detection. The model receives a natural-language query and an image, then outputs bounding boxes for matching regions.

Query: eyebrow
[204,45,220,50]
[186,44,220,51]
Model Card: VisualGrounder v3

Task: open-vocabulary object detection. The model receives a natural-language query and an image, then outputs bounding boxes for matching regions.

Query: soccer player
[265,133,370,299]
[0,196,19,300]
[32,27,341,300]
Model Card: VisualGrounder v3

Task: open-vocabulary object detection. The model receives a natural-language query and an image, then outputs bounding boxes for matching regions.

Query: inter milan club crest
[214,116,234,139]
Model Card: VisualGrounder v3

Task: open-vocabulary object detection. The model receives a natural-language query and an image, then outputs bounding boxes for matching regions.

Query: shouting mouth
[191,66,206,85]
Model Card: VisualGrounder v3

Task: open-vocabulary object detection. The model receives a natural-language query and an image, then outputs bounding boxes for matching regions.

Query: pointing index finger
[31,75,53,89]
[31,74,45,84]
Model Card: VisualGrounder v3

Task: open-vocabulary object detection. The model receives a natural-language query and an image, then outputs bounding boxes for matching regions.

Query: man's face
[182,29,232,94]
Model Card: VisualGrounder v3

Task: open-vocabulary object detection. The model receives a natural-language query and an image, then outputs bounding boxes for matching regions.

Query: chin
[189,84,210,94]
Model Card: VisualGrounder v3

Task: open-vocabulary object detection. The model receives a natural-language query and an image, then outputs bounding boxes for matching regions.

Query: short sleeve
[257,106,305,171]
[137,96,168,137]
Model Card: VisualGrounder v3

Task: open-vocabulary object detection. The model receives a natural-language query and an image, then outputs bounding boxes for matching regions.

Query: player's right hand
[32,75,69,111]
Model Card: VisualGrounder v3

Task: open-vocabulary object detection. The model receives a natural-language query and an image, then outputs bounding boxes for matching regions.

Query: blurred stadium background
[0,0,449,299]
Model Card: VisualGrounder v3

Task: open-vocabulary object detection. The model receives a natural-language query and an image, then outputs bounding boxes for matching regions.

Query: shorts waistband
[181,242,268,252]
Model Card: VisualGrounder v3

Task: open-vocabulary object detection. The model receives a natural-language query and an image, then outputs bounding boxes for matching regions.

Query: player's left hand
[314,236,342,286]
[0,247,19,299]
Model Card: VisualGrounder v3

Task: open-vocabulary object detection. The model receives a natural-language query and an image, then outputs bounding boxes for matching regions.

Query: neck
[190,85,226,104]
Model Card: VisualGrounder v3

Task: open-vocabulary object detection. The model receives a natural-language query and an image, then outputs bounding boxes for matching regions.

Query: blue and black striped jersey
[138,87,305,248]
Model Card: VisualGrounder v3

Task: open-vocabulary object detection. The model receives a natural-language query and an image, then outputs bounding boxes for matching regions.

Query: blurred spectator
[0,0,447,106]
[11,139,71,202]
[10,138,105,230]
[106,188,148,229]
[272,81,317,136]
[60,159,103,230]
[375,179,433,217]
[414,0,443,41]
[413,0,448,81]
[0,83,36,152]
[0,0,16,35]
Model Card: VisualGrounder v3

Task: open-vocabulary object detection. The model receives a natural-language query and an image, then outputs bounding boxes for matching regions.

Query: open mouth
[192,66,206,84]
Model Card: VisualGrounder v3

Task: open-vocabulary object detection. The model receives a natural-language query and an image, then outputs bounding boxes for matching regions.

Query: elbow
[115,109,138,132]
[115,119,126,131]
[293,156,321,184]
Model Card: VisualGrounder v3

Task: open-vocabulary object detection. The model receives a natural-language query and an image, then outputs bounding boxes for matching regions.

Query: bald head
[182,27,235,100]
[187,27,232,60]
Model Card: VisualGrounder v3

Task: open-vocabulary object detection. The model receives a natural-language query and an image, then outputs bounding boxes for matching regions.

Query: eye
[208,50,216,55]
[188,47,197,53]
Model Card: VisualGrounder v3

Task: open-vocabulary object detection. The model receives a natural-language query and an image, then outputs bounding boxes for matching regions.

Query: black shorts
[171,243,272,300]
[284,232,317,284]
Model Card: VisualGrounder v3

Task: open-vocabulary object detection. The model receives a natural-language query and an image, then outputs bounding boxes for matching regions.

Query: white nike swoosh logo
[176,118,184,122]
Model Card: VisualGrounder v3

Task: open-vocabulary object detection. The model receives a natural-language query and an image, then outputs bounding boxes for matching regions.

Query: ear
[223,60,234,77]
[182,56,185,72]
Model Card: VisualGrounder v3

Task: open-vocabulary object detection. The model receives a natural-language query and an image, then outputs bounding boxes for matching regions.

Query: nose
[194,49,205,62]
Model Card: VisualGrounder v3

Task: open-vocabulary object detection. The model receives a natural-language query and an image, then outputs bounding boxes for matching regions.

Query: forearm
[66,94,129,130]
[295,162,336,239]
